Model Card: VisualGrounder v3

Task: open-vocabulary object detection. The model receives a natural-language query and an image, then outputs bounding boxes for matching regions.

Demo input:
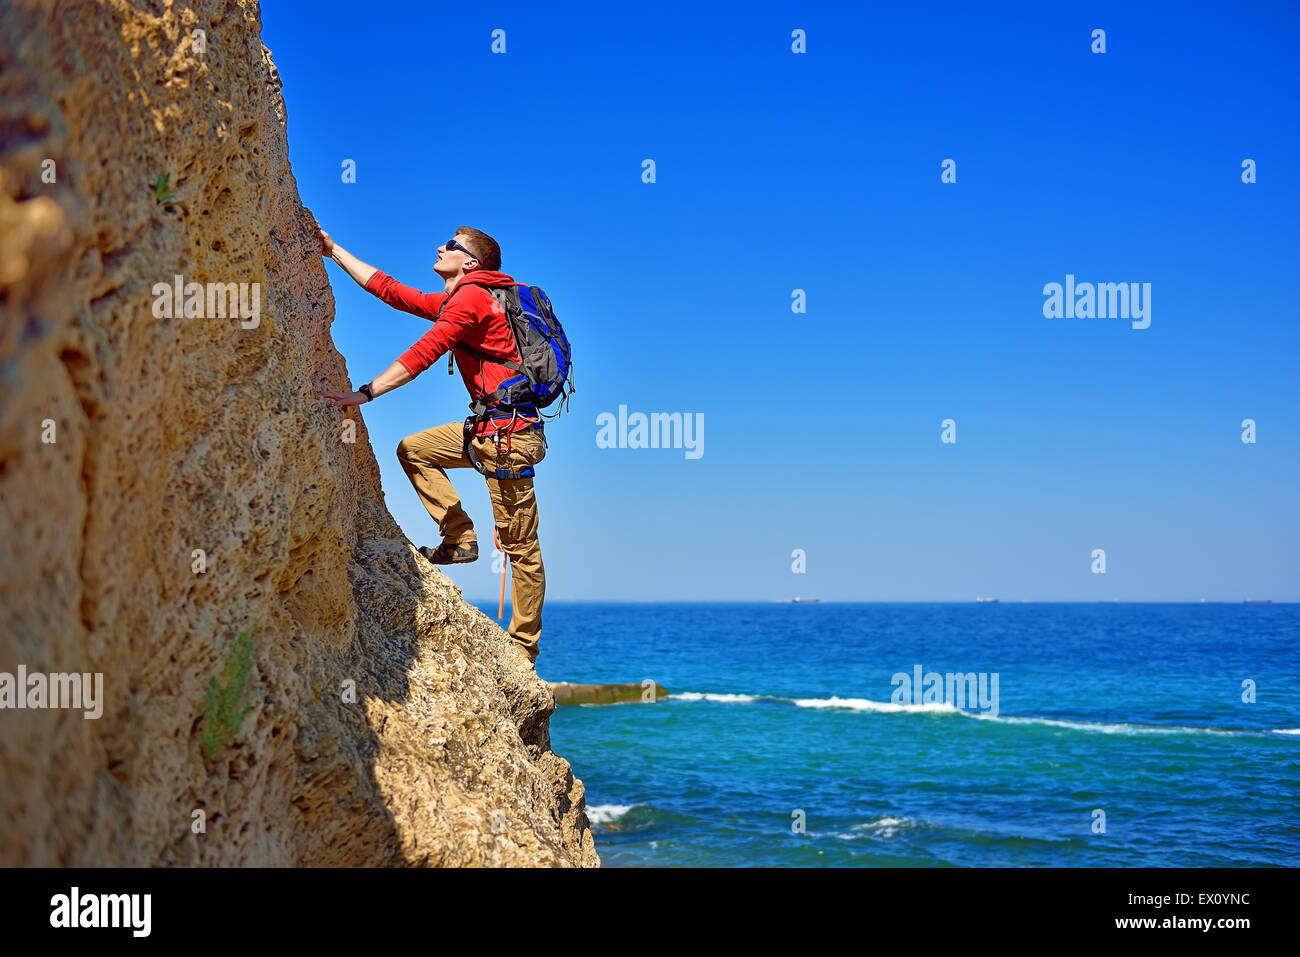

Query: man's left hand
[320,389,367,410]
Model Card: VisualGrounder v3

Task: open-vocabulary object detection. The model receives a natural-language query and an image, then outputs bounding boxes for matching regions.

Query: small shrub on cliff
[200,624,259,759]
[149,173,182,213]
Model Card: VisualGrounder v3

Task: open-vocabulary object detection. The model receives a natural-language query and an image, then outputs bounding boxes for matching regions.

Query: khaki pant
[396,422,547,661]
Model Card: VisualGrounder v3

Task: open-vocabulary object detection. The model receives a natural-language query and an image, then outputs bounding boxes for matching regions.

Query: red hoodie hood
[452,269,516,289]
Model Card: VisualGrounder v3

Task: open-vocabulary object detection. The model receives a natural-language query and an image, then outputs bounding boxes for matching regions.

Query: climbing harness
[462,401,544,480]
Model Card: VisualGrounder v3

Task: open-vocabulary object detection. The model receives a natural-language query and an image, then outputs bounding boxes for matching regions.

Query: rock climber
[317,227,548,666]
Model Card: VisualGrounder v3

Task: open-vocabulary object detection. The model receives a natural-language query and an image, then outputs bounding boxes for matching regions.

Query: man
[318,226,548,666]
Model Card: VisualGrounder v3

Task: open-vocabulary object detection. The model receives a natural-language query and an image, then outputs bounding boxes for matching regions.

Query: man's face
[435,233,479,276]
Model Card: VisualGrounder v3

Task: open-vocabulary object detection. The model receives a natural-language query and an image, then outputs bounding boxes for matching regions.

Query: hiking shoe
[420,540,479,565]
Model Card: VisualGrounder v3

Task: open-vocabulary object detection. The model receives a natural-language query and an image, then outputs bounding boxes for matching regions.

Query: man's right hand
[317,228,335,258]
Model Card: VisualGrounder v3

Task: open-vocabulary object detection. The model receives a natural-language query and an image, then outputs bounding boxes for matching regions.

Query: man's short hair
[457,226,502,271]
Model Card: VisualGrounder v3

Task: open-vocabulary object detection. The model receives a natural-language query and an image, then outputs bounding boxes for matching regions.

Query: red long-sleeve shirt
[365,269,541,436]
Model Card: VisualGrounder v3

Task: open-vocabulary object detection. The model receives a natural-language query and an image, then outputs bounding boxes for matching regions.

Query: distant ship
[791,597,822,603]
[1244,599,1273,604]
[975,597,999,603]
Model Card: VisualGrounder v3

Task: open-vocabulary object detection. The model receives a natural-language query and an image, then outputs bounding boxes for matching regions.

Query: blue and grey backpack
[444,281,575,479]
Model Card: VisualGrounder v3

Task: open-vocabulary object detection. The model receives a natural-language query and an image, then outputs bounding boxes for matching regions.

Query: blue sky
[263,1,1299,601]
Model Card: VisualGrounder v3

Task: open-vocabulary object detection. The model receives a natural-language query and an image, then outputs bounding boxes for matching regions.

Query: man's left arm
[392,294,479,378]
[319,361,411,409]
[319,297,480,409]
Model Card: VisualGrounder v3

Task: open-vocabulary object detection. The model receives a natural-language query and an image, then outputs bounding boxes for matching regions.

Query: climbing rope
[494,527,507,621]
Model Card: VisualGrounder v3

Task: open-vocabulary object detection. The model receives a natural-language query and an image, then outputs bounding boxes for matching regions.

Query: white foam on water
[586,804,634,824]
[854,816,910,837]
[822,817,917,841]
[670,689,1289,737]
[971,713,1257,737]
[791,695,960,714]
[971,713,1168,735]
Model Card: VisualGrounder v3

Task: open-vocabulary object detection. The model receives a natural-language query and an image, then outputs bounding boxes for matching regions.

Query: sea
[470,600,1299,867]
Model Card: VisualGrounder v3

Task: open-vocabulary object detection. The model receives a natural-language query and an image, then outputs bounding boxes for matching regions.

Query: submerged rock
[550,683,671,706]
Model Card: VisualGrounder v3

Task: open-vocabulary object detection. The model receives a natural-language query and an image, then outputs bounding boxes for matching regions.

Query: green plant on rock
[149,172,182,213]
[200,623,259,759]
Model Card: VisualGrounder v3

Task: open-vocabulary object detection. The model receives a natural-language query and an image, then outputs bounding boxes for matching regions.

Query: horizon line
[462,598,1296,605]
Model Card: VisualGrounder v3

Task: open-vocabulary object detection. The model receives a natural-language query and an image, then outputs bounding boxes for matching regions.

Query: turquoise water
[472,601,1300,867]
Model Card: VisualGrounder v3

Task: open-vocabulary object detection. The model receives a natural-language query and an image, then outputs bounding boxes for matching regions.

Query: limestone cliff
[0,0,598,866]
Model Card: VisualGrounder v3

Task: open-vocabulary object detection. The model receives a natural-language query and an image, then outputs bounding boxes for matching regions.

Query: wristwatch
[358,382,374,402]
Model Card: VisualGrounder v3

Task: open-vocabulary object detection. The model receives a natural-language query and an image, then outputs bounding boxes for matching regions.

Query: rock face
[0,0,598,867]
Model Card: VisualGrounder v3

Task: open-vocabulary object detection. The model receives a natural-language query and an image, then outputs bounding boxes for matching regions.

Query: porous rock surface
[0,0,598,867]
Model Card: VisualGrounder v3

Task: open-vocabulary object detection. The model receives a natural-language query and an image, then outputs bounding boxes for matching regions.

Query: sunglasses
[442,238,482,263]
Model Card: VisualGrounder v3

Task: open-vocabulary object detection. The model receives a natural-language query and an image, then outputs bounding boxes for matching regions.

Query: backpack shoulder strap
[449,282,527,374]
[458,342,525,374]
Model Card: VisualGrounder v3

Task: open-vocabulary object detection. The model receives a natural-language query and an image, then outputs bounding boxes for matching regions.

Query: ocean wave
[671,690,1298,737]
[586,804,634,825]
[852,816,912,838]
[970,714,1283,737]
[821,816,919,841]
[791,695,958,714]
[970,713,1184,735]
